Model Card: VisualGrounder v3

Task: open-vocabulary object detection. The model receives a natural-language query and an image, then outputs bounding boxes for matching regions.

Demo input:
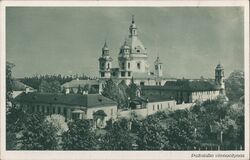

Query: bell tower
[99,41,112,78]
[215,63,225,94]
[154,56,163,77]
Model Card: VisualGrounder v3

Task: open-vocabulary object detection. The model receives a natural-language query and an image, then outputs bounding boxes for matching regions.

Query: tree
[126,78,140,100]
[100,118,134,150]
[18,113,59,150]
[62,119,97,150]
[225,70,244,102]
[102,79,119,100]
[44,115,68,136]
[166,109,199,150]
[38,80,61,93]
[136,116,169,150]
[6,62,15,110]
[101,79,127,107]
[6,62,16,149]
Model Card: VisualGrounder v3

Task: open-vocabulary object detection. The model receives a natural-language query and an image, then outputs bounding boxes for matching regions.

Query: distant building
[61,79,99,94]
[142,80,220,104]
[118,95,194,119]
[12,80,35,98]
[15,93,117,128]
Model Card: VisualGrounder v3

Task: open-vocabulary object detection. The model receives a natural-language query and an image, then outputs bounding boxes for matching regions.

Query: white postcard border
[0,1,249,160]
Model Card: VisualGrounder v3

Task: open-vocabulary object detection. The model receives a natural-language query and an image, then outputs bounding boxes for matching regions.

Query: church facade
[98,16,168,87]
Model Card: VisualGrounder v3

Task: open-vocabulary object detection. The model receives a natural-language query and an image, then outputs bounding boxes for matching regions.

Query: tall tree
[62,120,97,150]
[225,70,244,102]
[39,80,61,93]
[136,116,169,150]
[17,113,59,150]
[6,62,15,109]
[100,118,134,150]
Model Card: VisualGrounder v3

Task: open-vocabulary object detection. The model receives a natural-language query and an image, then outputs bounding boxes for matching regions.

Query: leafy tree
[102,79,127,108]
[100,118,134,150]
[136,116,169,150]
[225,70,244,102]
[38,80,61,93]
[17,113,59,150]
[102,79,119,100]
[6,62,16,149]
[62,119,97,150]
[44,115,68,136]
[126,78,140,100]
[6,62,15,110]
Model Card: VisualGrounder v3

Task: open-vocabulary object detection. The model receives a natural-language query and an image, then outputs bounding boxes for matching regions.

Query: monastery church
[98,16,166,87]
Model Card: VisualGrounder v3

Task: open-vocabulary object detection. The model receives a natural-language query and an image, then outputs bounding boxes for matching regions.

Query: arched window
[107,63,110,69]
[128,62,130,69]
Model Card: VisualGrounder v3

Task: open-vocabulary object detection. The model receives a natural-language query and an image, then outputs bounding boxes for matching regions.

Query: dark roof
[142,80,219,91]
[15,92,117,108]
[61,79,99,88]
[163,80,219,91]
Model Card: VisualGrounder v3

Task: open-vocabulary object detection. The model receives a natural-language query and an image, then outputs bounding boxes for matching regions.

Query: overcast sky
[6,7,244,79]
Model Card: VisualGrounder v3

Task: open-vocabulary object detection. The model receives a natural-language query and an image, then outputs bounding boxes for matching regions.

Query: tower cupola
[102,41,109,56]
[129,15,138,37]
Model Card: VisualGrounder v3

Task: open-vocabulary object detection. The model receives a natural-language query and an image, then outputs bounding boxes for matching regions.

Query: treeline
[19,74,95,90]
[6,99,244,150]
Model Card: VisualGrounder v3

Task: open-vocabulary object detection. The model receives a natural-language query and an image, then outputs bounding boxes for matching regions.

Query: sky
[6,7,244,79]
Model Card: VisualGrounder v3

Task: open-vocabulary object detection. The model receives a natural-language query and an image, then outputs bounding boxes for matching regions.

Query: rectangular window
[157,105,159,110]
[128,72,131,77]
[140,82,145,86]
[101,72,105,77]
[121,72,125,77]
[153,105,155,110]
[137,63,140,69]
[128,63,130,69]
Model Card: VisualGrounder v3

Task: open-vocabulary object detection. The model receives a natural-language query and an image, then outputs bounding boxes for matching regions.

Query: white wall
[86,105,117,122]
[146,100,176,115]
[191,90,220,102]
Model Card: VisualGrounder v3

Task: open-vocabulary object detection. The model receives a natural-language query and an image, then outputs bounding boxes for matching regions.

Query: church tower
[154,56,163,77]
[99,41,112,78]
[215,63,225,94]
[118,15,149,77]
[118,39,132,79]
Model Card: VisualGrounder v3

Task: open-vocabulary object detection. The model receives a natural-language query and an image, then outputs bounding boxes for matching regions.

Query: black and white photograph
[0,1,249,160]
